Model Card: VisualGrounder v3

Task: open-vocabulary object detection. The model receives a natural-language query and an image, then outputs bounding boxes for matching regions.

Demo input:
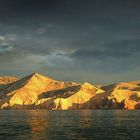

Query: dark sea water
[0,110,140,140]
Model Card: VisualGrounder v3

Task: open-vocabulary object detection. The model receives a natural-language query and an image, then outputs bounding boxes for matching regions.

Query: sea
[0,110,139,140]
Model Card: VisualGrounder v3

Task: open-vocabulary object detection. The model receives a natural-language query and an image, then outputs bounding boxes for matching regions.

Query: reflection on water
[0,110,140,140]
[27,111,49,140]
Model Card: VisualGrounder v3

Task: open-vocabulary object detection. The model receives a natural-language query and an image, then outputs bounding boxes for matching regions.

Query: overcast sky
[0,0,140,84]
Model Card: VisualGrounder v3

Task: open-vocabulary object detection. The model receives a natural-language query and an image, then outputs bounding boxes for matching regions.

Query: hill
[0,73,139,110]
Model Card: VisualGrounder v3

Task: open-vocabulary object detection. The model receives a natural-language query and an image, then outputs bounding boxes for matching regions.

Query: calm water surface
[0,110,140,140]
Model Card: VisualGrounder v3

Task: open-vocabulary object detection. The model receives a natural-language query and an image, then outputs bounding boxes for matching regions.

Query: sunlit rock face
[46,82,99,110]
[0,73,139,110]
[96,81,140,109]
[0,73,79,109]
[0,76,18,85]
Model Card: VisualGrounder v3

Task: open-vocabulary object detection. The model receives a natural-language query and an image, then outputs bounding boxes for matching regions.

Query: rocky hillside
[0,76,18,85]
[0,73,139,110]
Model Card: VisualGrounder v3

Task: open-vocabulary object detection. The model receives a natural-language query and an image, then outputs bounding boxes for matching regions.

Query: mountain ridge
[0,72,139,110]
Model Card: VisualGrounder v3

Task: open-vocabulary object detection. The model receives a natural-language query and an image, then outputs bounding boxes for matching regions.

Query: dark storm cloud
[71,48,130,60]
[71,39,140,60]
[104,40,140,53]
[0,0,140,83]
[70,39,140,75]
[72,40,140,60]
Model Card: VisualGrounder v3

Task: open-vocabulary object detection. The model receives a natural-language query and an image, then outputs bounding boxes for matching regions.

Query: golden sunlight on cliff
[0,76,18,85]
[0,73,140,110]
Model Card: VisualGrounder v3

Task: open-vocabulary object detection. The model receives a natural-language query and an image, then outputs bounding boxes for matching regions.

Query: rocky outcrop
[0,73,139,110]
[0,76,18,85]
[98,81,140,109]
